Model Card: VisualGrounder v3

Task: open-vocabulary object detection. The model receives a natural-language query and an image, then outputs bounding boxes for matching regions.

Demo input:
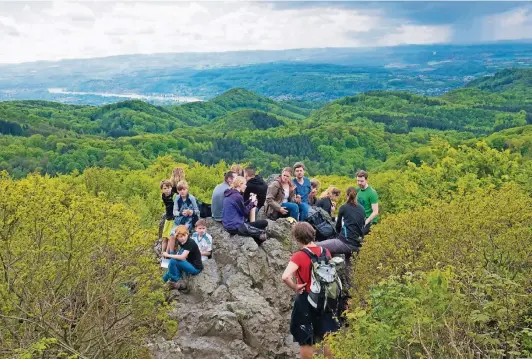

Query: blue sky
[0,1,531,64]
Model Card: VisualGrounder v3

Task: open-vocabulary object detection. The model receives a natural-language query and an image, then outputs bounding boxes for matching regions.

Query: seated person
[317,187,366,269]
[292,162,311,221]
[173,181,200,231]
[223,176,269,245]
[170,167,186,196]
[162,225,203,290]
[308,178,320,206]
[243,166,268,212]
[315,186,341,216]
[191,219,213,261]
[264,167,299,221]
[211,171,236,222]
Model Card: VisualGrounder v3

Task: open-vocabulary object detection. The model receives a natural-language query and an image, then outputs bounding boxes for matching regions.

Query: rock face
[149,218,301,359]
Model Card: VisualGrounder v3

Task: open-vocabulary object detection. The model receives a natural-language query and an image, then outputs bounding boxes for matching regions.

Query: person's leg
[299,345,314,359]
[281,202,299,220]
[175,260,201,276]
[165,258,182,282]
[317,237,354,257]
[298,203,310,221]
[248,220,268,230]
[237,223,266,245]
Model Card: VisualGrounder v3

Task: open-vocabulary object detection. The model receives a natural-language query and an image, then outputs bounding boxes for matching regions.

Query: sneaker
[258,232,268,244]
[169,280,187,291]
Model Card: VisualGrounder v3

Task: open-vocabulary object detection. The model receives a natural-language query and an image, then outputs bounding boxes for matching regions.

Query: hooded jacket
[243,176,268,208]
[264,177,295,220]
[222,188,255,230]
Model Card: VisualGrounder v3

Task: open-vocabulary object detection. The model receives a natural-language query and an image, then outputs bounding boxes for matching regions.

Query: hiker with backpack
[318,186,366,269]
[282,222,341,359]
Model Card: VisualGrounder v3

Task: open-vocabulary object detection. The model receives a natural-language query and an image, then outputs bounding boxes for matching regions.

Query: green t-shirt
[356,185,379,223]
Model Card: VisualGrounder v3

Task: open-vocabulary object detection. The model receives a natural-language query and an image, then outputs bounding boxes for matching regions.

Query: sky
[0,1,531,64]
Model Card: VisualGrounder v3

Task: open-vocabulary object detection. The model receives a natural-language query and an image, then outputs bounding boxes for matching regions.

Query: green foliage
[0,174,173,359]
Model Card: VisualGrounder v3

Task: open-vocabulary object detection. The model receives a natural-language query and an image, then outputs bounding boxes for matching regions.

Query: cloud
[481,5,532,41]
[0,1,527,64]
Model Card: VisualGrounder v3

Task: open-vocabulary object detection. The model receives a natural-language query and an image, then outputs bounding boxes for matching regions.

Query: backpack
[306,207,336,241]
[301,247,342,315]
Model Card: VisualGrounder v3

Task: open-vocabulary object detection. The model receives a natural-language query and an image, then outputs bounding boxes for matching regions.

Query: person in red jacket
[281,222,339,359]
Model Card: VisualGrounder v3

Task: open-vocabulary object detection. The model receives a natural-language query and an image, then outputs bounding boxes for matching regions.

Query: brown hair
[244,167,256,177]
[346,186,358,206]
[282,167,292,175]
[160,179,172,189]
[319,185,341,199]
[310,178,320,189]
[356,170,368,179]
[231,164,243,176]
[195,219,207,228]
[171,167,186,187]
[176,180,189,191]
[291,222,316,245]
[231,176,246,190]
[173,225,189,237]
[293,162,306,171]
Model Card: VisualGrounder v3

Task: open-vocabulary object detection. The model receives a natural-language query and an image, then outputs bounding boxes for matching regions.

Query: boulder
[151,218,300,359]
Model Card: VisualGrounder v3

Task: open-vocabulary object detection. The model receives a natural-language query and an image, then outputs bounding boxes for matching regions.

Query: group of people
[157,163,380,358]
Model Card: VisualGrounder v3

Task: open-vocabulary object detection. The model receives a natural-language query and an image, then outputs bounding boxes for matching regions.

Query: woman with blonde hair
[222,176,269,245]
[170,167,186,195]
[315,186,341,216]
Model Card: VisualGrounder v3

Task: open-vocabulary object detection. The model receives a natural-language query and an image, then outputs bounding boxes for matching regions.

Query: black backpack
[197,201,212,218]
[306,207,336,241]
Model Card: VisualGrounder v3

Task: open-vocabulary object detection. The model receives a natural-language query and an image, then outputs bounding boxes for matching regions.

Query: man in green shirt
[355,170,379,234]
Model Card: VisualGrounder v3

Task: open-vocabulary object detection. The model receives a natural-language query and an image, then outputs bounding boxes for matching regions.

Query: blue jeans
[282,202,299,221]
[298,203,310,221]
[162,249,201,282]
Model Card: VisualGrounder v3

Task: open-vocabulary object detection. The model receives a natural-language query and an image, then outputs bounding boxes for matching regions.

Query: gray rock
[150,219,300,359]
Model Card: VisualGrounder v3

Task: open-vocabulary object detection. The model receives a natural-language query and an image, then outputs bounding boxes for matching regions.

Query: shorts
[290,292,340,346]
[162,220,174,238]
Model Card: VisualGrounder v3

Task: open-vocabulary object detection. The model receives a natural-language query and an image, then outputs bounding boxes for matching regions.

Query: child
[308,178,320,206]
[160,180,175,254]
[170,167,186,196]
[173,180,200,231]
[191,219,213,261]
[162,225,203,290]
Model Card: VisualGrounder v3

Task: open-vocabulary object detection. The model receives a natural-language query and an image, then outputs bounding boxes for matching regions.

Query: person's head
[160,179,173,196]
[319,185,341,200]
[172,225,189,244]
[310,178,320,190]
[231,164,244,176]
[356,170,369,189]
[280,167,292,184]
[176,180,189,198]
[195,219,207,236]
[346,186,358,206]
[231,176,247,193]
[171,167,185,186]
[224,171,236,185]
[293,162,305,179]
[291,222,316,247]
[244,167,256,181]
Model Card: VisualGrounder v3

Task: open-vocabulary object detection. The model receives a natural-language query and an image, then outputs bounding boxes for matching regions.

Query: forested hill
[0,68,531,178]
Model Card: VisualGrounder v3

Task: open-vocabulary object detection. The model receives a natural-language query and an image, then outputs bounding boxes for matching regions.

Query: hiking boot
[258,232,268,244]
[168,280,186,290]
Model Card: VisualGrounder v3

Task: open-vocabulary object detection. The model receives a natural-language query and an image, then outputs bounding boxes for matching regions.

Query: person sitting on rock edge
[281,222,339,359]
[292,162,311,221]
[162,225,203,290]
[264,167,299,221]
[211,171,236,222]
[308,178,320,206]
[191,219,213,261]
[173,181,200,231]
[243,166,268,212]
[315,186,341,217]
[222,176,269,245]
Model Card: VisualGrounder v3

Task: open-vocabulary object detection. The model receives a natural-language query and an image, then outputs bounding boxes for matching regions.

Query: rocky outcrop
[148,218,301,359]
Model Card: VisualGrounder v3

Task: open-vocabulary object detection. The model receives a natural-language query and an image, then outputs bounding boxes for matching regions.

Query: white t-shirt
[191,232,213,261]
[283,187,289,203]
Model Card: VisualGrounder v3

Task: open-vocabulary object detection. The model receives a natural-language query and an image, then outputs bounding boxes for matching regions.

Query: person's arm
[265,183,282,212]
[336,207,344,233]
[281,261,306,294]
[163,249,189,260]
[365,192,379,225]
[236,198,251,217]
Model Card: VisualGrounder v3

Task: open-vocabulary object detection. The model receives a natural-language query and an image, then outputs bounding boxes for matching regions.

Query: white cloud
[0,1,453,64]
[481,6,532,42]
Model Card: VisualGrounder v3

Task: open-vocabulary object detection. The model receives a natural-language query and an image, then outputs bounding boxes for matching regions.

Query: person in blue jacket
[292,162,311,221]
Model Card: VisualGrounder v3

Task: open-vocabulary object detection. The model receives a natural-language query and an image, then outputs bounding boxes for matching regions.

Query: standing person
[173,181,200,231]
[355,170,379,234]
[315,186,341,216]
[162,225,203,290]
[264,167,299,221]
[243,166,268,211]
[160,180,175,253]
[281,222,339,359]
[318,187,366,268]
[170,167,186,195]
[191,219,213,262]
[222,176,268,245]
[308,178,320,206]
[292,162,311,221]
[211,171,235,222]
